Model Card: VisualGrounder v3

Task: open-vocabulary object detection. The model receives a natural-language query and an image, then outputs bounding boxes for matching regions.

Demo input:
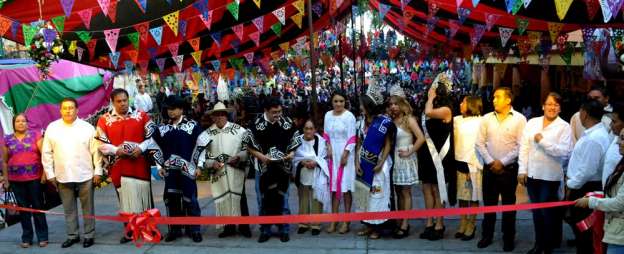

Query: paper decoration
[279,42,289,52]
[401,0,412,9]
[156,58,166,71]
[67,40,77,56]
[271,23,282,36]
[135,0,147,13]
[560,42,574,65]
[191,50,202,66]
[511,0,523,14]
[457,7,471,24]
[43,29,57,50]
[60,0,74,17]
[599,0,624,22]
[124,61,134,73]
[505,0,515,13]
[457,0,463,7]
[291,13,304,29]
[0,17,10,36]
[425,16,439,35]
[192,0,207,12]
[138,60,149,72]
[516,17,529,35]
[527,31,542,47]
[211,60,220,70]
[403,9,415,22]
[554,0,574,20]
[353,5,360,16]
[379,3,391,20]
[168,42,179,56]
[127,50,139,63]
[97,0,110,17]
[244,52,254,64]
[312,2,323,16]
[147,47,157,58]
[75,9,92,29]
[173,55,184,71]
[448,19,460,38]
[497,27,513,47]
[128,32,140,49]
[249,31,261,46]
[189,37,200,51]
[108,0,118,23]
[471,24,486,47]
[253,0,261,8]
[253,16,263,32]
[472,0,480,7]
[581,27,596,44]
[104,28,120,52]
[293,0,304,13]
[149,26,163,45]
[211,31,222,47]
[584,0,600,20]
[109,51,120,69]
[87,39,97,59]
[200,10,213,30]
[76,31,91,44]
[273,7,286,25]
[232,24,244,40]
[134,22,149,41]
[484,13,500,31]
[231,39,240,53]
[227,1,239,20]
[548,22,564,43]
[523,0,532,7]
[428,2,439,17]
[163,11,179,36]
[22,24,35,46]
[11,21,18,39]
[76,47,84,61]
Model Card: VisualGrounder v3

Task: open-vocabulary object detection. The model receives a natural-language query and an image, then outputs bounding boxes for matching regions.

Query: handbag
[3,190,21,226]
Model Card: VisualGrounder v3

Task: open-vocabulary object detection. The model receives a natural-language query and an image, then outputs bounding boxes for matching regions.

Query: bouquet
[27,23,64,80]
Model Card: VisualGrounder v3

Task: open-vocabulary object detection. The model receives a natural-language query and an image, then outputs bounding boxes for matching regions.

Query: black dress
[417,116,456,198]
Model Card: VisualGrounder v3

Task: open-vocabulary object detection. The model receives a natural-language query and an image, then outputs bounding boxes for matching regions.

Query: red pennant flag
[200,10,213,30]
[127,49,139,63]
[584,0,600,21]
[188,37,200,51]
[0,16,11,36]
[168,42,179,56]
[87,39,97,60]
[78,9,92,29]
[108,0,118,23]
[249,31,260,47]
[134,22,149,41]
[232,24,244,41]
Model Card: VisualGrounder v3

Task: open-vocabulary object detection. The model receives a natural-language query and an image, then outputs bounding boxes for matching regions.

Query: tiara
[366,78,384,105]
[432,71,453,91]
[389,84,406,98]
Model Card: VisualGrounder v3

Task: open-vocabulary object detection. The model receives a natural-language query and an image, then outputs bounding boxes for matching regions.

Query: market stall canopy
[0,0,352,73]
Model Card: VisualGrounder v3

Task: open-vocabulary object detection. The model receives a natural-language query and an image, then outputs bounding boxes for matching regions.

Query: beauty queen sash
[421,113,451,206]
[322,133,357,199]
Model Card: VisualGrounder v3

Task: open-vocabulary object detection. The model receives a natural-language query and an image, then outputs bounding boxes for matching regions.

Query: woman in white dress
[388,95,425,238]
[323,92,357,234]
[453,95,484,241]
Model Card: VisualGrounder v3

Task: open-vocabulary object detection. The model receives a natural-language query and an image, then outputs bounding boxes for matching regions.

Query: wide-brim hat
[163,95,186,109]
[207,102,234,115]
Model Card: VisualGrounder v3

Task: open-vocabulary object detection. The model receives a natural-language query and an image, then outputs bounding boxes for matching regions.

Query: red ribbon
[576,192,605,254]
[323,133,357,199]
[120,209,162,247]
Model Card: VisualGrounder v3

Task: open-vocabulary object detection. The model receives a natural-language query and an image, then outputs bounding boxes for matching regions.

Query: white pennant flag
[273,7,286,25]
[499,27,514,47]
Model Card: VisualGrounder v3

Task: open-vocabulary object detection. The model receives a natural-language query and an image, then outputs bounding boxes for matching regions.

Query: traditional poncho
[292,133,331,212]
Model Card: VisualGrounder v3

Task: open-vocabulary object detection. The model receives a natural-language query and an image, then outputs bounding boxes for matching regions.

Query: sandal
[20,242,31,248]
[39,241,48,247]
[357,227,372,236]
[368,231,380,240]
[392,225,410,239]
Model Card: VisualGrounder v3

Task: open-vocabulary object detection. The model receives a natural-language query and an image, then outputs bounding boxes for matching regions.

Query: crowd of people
[1,74,623,254]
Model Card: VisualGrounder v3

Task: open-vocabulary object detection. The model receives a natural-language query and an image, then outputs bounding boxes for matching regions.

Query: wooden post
[307,0,318,121]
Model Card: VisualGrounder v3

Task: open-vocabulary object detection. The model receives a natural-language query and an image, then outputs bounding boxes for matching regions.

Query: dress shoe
[238,225,252,238]
[120,236,132,244]
[311,229,321,236]
[429,226,445,241]
[477,237,493,248]
[191,232,203,243]
[257,233,271,243]
[280,233,290,242]
[297,227,309,234]
[218,228,237,238]
[82,238,94,248]
[461,231,475,241]
[164,232,181,242]
[526,246,543,254]
[503,239,515,252]
[419,226,434,239]
[61,238,80,248]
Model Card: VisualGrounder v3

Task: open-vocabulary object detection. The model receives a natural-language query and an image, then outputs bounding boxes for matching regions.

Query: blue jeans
[608,244,624,254]
[526,178,562,251]
[255,170,290,234]
[11,180,49,243]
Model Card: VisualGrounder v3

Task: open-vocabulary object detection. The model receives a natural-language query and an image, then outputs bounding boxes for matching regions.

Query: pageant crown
[366,77,384,105]
[432,71,453,91]
[389,83,406,98]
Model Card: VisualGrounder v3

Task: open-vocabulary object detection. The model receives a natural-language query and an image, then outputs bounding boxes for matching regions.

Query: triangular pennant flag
[512,0,523,14]
[584,0,600,20]
[43,29,57,50]
[448,19,460,38]
[471,24,486,47]
[156,58,166,71]
[249,31,261,46]
[428,2,439,17]
[77,47,84,61]
[353,5,360,16]
[273,7,286,25]
[22,24,36,46]
[211,59,220,70]
[173,55,184,71]
[109,51,120,69]
[97,0,110,17]
[484,13,500,31]
[11,21,18,39]
[179,19,187,38]
[499,27,514,47]
[253,0,261,8]
[253,16,264,32]
[87,39,97,59]
[457,7,471,24]
[108,0,118,23]
[227,1,239,20]
[548,22,564,42]
[138,60,149,72]
[134,22,149,41]
[554,0,574,20]
[103,28,120,52]
[76,30,91,44]
[527,31,542,47]
[599,0,624,22]
[128,32,140,49]
[149,26,163,45]
[312,2,323,16]
[472,0,480,7]
[401,0,412,9]
[293,0,305,13]
[231,39,240,54]
[60,0,75,17]
[457,0,463,7]
[211,31,222,47]
[425,16,439,35]
[271,23,282,37]
[379,3,391,20]
[68,41,78,56]
[279,41,289,52]
[189,37,200,51]
[148,47,158,58]
[51,16,65,34]
[232,24,244,40]
[291,13,303,29]
[124,61,134,73]
[0,17,12,36]
[192,0,207,12]
[163,11,179,36]
[523,0,532,7]
[135,0,147,13]
[403,9,415,21]
[191,50,202,66]
[127,49,139,63]
[505,0,516,13]
[515,17,529,35]
[244,52,254,64]
[168,42,179,56]
[200,10,213,30]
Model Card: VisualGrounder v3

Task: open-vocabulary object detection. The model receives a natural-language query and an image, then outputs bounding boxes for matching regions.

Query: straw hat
[207,102,234,115]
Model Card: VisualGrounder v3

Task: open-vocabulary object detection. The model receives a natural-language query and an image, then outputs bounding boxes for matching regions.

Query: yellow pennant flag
[191,50,203,66]
[253,0,261,8]
[163,11,180,36]
[291,13,303,29]
[69,40,77,56]
[292,0,305,14]
[554,0,574,20]
[527,31,541,47]
[548,22,564,43]
[279,42,289,52]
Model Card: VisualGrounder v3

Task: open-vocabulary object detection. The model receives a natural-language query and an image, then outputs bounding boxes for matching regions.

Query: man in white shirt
[475,87,527,252]
[565,99,612,254]
[602,105,624,186]
[42,98,102,249]
[518,92,573,254]
[133,79,153,113]
[569,85,613,143]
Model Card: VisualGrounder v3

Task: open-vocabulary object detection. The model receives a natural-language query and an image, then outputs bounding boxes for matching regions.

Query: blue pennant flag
[211,60,220,70]
[109,51,120,69]
[211,31,222,47]
[124,60,134,73]
[149,26,163,45]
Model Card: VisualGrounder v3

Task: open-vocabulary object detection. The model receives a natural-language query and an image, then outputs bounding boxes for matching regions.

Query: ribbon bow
[121,208,162,247]
[576,192,604,254]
